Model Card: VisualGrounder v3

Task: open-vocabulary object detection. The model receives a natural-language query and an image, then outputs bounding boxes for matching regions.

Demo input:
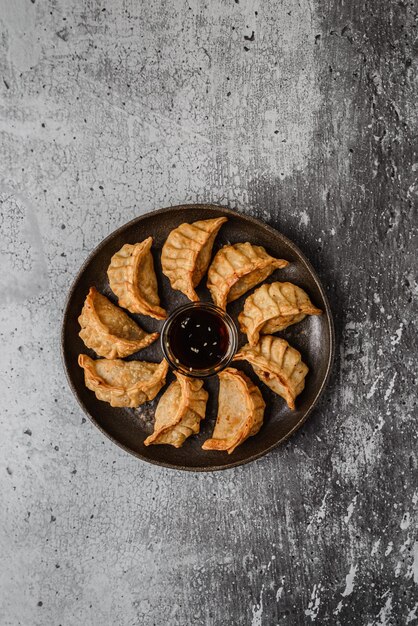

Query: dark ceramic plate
[62,204,334,471]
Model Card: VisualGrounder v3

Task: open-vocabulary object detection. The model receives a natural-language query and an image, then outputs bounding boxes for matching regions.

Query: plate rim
[61,203,335,472]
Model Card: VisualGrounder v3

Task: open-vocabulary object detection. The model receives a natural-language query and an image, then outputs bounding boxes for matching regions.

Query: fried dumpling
[234,335,308,410]
[144,373,208,447]
[238,282,322,345]
[78,355,168,408]
[161,217,227,301]
[78,288,159,359]
[202,368,265,454]
[107,237,166,319]
[207,242,289,309]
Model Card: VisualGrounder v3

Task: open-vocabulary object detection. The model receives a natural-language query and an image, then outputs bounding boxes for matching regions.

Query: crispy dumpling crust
[78,355,169,408]
[144,373,208,448]
[202,368,265,454]
[108,237,166,319]
[234,335,308,410]
[207,243,289,309]
[238,282,322,346]
[161,217,228,301]
[78,287,159,359]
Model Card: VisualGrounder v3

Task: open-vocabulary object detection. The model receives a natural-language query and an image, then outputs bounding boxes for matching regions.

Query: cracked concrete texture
[1,0,417,624]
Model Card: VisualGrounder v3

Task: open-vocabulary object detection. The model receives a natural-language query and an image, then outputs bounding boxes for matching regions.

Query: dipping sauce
[161,303,238,377]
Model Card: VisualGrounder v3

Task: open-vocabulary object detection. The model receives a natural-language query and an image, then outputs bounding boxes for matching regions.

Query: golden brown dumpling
[78,287,158,359]
[238,282,322,345]
[202,368,265,454]
[234,335,308,410]
[161,217,227,301]
[144,373,208,448]
[78,355,168,408]
[107,237,166,319]
[207,243,288,309]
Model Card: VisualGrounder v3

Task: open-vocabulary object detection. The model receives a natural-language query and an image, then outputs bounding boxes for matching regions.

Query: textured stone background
[1,0,417,624]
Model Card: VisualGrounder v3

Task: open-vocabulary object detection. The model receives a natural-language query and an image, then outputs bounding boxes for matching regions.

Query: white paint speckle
[341,563,358,597]
[406,603,418,623]
[251,585,264,626]
[376,412,385,431]
[401,512,411,530]
[384,373,397,402]
[305,584,323,622]
[299,210,310,227]
[371,539,381,556]
[390,322,404,346]
[400,536,412,555]
[344,495,358,524]
[276,576,285,602]
[385,542,393,556]
[366,373,383,399]
[376,595,393,626]
[409,542,418,583]
[307,491,329,531]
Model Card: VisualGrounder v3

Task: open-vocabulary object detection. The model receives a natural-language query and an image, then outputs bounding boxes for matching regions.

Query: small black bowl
[160,302,238,379]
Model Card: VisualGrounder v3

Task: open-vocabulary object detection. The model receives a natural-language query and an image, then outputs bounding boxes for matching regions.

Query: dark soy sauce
[167,307,230,370]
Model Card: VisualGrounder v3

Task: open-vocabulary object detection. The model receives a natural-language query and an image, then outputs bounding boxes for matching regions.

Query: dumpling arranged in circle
[78,287,159,359]
[202,367,265,454]
[108,237,166,320]
[234,335,308,410]
[238,281,322,346]
[161,216,227,301]
[78,355,169,408]
[144,372,208,448]
[207,242,288,309]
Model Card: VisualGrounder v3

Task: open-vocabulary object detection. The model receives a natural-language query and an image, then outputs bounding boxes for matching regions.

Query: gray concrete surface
[1,0,417,624]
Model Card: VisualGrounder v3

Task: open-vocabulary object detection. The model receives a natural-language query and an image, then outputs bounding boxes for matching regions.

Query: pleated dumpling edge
[78,354,169,408]
[78,287,159,359]
[144,372,208,448]
[202,367,265,454]
[234,335,308,410]
[161,216,227,301]
[207,242,289,309]
[238,281,322,346]
[108,237,167,319]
